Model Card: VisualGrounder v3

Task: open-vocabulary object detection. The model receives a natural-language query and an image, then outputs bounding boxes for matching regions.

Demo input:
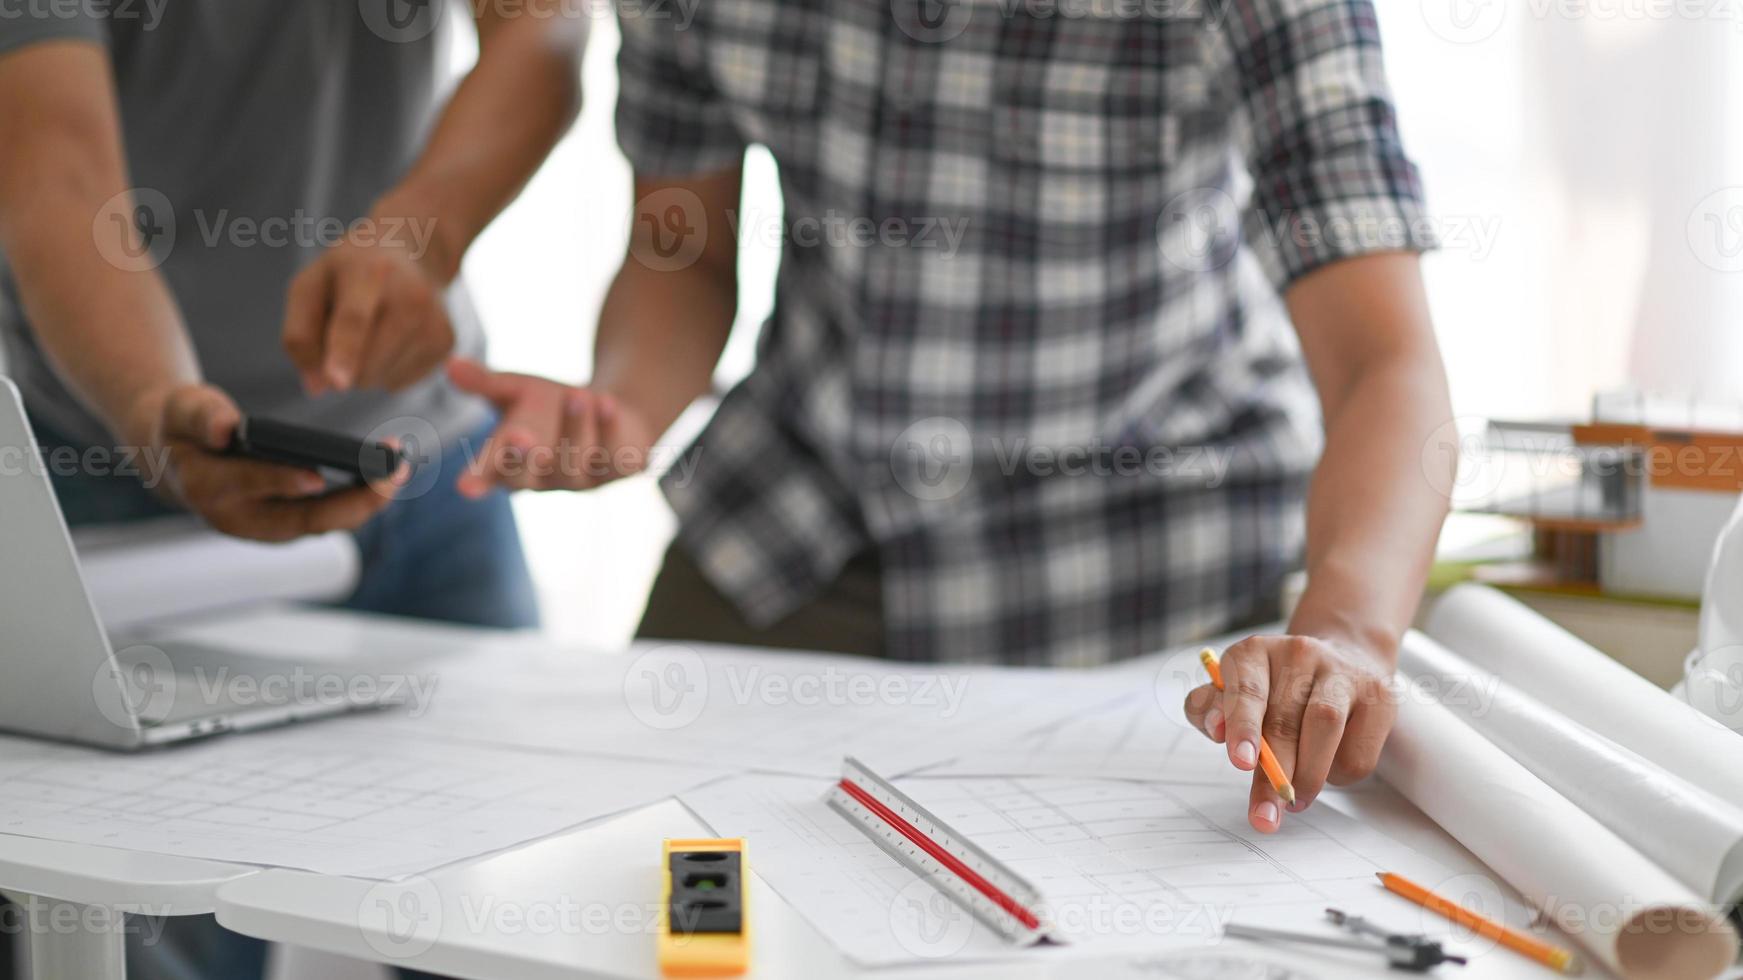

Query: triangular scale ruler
[825,756,1055,946]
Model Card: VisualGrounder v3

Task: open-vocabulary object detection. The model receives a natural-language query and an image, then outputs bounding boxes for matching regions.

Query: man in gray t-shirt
[0,1,585,977]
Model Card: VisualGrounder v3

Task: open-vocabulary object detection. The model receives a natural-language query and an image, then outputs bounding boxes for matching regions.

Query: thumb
[164,386,242,452]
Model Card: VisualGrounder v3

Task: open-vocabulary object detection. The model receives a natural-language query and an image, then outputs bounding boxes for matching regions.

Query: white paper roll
[1379,675,1738,980]
[1399,633,1743,906]
[1426,584,1743,813]
[73,518,362,633]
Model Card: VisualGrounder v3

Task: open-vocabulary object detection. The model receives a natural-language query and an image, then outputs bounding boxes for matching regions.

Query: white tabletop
[212,786,1591,980]
[0,835,254,914]
[0,605,1606,979]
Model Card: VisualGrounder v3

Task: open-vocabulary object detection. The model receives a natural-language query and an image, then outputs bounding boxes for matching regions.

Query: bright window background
[457,12,1743,647]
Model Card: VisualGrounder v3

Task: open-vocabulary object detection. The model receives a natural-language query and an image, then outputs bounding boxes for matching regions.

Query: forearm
[4,186,196,443]
[1288,355,1452,661]
[1284,253,1454,663]
[592,260,735,439]
[0,47,198,448]
[376,8,583,282]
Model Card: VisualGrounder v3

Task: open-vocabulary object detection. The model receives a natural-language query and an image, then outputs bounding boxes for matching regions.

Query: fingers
[1247,641,1310,830]
[321,259,391,391]
[1329,683,1398,787]
[262,484,395,539]
[448,356,516,405]
[491,381,565,492]
[283,262,333,395]
[178,456,326,506]
[1218,637,1273,773]
[1183,684,1223,743]
[161,386,243,452]
[354,278,453,392]
[1290,672,1354,811]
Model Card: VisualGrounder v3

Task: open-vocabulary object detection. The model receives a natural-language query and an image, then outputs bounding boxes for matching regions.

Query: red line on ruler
[836,778,1042,931]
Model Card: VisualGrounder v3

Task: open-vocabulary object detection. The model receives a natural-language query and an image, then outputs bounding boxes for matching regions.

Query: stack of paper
[0,716,727,879]
[372,641,1134,778]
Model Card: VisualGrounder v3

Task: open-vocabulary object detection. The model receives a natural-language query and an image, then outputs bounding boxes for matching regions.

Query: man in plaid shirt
[453,0,1454,833]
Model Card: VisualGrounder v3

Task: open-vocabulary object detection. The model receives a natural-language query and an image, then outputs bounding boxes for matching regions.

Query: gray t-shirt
[0,0,487,447]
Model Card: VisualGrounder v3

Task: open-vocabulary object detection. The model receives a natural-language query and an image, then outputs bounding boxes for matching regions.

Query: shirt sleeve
[0,4,107,59]
[614,10,746,179]
[1206,0,1435,289]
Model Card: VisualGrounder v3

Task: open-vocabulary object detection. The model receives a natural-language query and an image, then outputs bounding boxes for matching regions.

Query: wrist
[1287,608,1400,669]
[371,180,473,285]
[116,383,179,451]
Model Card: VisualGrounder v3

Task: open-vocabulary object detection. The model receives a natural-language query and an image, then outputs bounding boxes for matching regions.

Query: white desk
[0,607,1607,980]
[211,788,1587,980]
[0,837,255,980]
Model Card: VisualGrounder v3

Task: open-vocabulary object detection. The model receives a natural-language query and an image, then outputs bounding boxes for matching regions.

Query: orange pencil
[1377,871,1581,974]
[1199,648,1296,806]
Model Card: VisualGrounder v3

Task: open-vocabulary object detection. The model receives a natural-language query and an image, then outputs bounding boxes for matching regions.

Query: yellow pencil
[1378,872,1581,974]
[1199,648,1296,806]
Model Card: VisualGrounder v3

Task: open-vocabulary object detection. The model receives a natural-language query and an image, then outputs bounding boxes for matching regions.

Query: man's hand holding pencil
[1184,636,1400,834]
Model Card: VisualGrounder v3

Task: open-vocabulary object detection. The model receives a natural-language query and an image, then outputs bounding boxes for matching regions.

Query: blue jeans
[33,416,537,980]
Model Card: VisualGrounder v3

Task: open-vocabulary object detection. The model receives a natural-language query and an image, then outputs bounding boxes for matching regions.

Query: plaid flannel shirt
[617,0,1433,665]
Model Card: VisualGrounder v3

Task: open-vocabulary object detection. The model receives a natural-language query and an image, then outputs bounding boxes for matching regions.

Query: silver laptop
[0,376,395,749]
